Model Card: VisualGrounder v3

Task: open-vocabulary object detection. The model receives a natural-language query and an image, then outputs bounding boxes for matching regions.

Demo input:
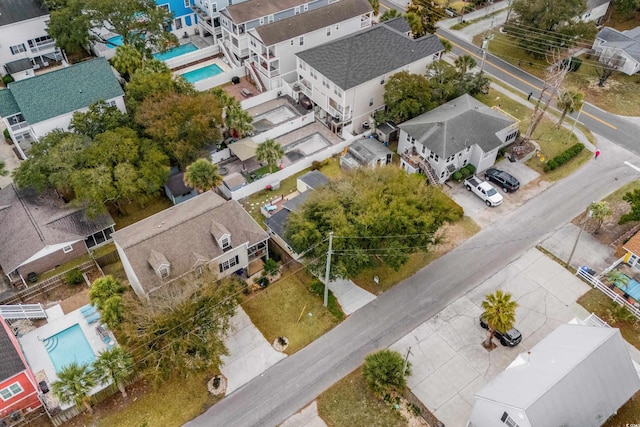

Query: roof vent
[475,105,479,109]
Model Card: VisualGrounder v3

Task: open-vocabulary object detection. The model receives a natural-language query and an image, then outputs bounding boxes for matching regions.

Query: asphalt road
[436,28,640,155]
[186,138,640,425]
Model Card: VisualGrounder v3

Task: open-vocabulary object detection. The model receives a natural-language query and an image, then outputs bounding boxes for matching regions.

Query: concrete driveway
[390,248,592,426]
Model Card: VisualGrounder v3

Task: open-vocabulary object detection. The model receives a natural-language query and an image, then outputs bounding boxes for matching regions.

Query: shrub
[466,164,476,175]
[2,74,14,85]
[65,268,84,286]
[3,129,9,141]
[363,349,410,397]
[459,167,471,179]
[263,258,278,277]
[543,143,584,172]
[452,171,463,182]
[311,160,322,171]
[254,276,270,288]
[309,278,344,320]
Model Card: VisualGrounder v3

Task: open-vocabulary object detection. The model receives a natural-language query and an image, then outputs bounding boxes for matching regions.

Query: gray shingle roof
[379,16,410,34]
[346,138,393,164]
[298,170,329,190]
[0,89,20,118]
[224,0,309,24]
[112,192,268,294]
[0,0,48,27]
[587,0,610,10]
[596,26,640,63]
[4,58,34,74]
[398,94,515,159]
[0,184,114,275]
[296,22,444,90]
[5,57,123,124]
[165,171,193,197]
[264,208,292,246]
[0,321,26,381]
[253,0,372,46]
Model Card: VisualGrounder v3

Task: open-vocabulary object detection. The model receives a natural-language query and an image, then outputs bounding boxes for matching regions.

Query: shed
[296,170,329,193]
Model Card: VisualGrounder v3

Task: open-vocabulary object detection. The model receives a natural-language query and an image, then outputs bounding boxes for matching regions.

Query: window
[369,97,374,106]
[295,6,300,14]
[335,24,339,30]
[159,266,170,278]
[195,265,204,277]
[219,255,240,273]
[250,39,256,47]
[322,78,329,88]
[106,100,116,107]
[506,131,518,142]
[429,152,440,162]
[299,61,306,70]
[268,14,274,23]
[0,383,23,401]
[221,237,231,250]
[290,39,294,46]
[303,4,308,11]
[63,245,73,254]
[10,44,26,55]
[175,18,183,29]
[158,3,169,11]
[326,27,331,36]
[334,87,342,97]
[211,3,217,12]
[259,17,265,24]
[184,0,190,6]
[299,36,304,46]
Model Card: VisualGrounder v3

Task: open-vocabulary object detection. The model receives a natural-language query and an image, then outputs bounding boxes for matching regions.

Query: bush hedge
[543,143,584,172]
[466,164,476,175]
[65,268,84,286]
[452,171,463,182]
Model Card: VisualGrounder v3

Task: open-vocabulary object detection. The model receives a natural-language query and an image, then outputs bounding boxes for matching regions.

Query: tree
[93,347,134,398]
[589,201,613,233]
[51,362,97,413]
[0,160,8,178]
[89,275,125,310]
[125,60,194,113]
[614,0,640,19]
[46,0,92,54]
[183,159,222,192]
[363,349,410,397]
[70,101,129,139]
[285,167,463,279]
[225,106,254,138]
[406,0,439,36]
[112,44,145,81]
[135,92,224,169]
[380,9,401,22]
[368,0,380,16]
[481,290,517,348]
[606,270,629,289]
[556,90,584,127]
[454,55,477,77]
[508,0,596,58]
[255,139,285,173]
[619,189,640,225]
[101,296,125,329]
[404,12,423,38]
[119,274,239,382]
[384,71,435,123]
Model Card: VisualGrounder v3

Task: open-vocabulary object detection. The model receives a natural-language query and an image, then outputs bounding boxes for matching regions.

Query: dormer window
[159,266,170,278]
[149,250,171,280]
[221,236,231,251]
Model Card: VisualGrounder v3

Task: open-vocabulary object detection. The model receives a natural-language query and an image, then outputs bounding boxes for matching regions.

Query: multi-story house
[0,57,125,159]
[294,18,444,135]
[218,0,331,70]
[159,0,200,38]
[0,0,62,78]
[247,0,372,91]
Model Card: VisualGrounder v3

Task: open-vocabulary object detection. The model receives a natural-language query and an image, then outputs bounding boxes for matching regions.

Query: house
[397,94,519,184]
[468,324,640,427]
[112,191,269,299]
[0,0,62,78]
[247,0,373,91]
[620,229,640,270]
[164,168,198,205]
[265,170,328,259]
[592,26,640,76]
[0,184,115,287]
[340,137,393,169]
[218,0,332,69]
[0,316,42,421]
[580,0,611,24]
[0,57,125,159]
[157,0,199,38]
[295,18,444,135]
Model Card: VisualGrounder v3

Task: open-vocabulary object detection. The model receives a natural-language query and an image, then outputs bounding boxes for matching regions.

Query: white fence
[211,147,231,164]
[194,67,245,91]
[0,304,47,319]
[576,268,640,320]
[240,88,282,110]
[165,45,220,70]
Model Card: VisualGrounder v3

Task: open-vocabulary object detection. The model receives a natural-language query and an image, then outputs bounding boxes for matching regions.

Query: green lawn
[97,374,220,427]
[602,180,640,204]
[242,267,343,354]
[113,195,173,230]
[316,369,407,427]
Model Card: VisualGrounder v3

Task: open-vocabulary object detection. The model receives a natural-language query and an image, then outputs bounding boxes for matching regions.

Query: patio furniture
[80,304,97,317]
[86,312,101,324]
[241,88,253,97]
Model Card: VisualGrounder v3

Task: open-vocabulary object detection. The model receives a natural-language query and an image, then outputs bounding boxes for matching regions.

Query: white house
[0,57,125,159]
[468,324,640,427]
[112,192,269,299]
[397,94,519,184]
[0,0,62,78]
[580,0,611,24]
[294,18,444,135]
[247,0,373,91]
[592,26,640,76]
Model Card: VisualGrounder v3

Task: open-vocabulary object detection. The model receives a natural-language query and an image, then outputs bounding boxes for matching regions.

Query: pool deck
[18,304,115,410]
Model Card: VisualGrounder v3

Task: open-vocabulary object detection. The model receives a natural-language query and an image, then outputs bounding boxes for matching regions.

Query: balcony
[258,61,279,78]
[10,121,29,132]
[29,40,55,53]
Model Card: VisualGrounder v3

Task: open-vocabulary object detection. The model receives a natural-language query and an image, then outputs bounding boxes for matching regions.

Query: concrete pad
[434,393,473,427]
[328,278,375,315]
[492,159,540,187]
[439,354,479,391]
[280,401,327,427]
[459,375,488,406]
[413,370,458,411]
[540,223,617,272]
[220,307,286,394]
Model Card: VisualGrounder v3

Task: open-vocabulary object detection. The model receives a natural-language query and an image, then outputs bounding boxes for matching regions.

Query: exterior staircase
[219,41,239,68]
[417,158,440,186]
[247,62,266,93]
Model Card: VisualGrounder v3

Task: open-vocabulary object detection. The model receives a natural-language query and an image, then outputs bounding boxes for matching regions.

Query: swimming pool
[180,64,224,83]
[615,274,640,301]
[285,132,332,162]
[44,324,95,372]
[106,35,124,48]
[153,43,198,61]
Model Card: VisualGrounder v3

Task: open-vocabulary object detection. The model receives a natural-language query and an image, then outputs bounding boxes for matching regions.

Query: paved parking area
[390,248,593,426]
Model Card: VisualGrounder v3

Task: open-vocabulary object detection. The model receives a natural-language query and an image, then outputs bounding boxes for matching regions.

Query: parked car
[479,315,522,346]
[464,176,503,207]
[484,168,520,193]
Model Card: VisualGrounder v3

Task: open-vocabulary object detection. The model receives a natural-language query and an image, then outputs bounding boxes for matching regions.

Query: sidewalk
[328,278,376,315]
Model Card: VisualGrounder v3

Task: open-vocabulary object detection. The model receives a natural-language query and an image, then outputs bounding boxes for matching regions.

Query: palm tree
[52,362,97,413]
[255,139,285,173]
[590,201,613,233]
[454,55,477,77]
[93,347,134,398]
[362,349,410,397]
[481,290,518,348]
[556,90,584,127]
[380,9,401,22]
[226,106,254,138]
[368,0,380,16]
[406,0,439,36]
[606,270,629,290]
[112,44,144,82]
[184,158,223,192]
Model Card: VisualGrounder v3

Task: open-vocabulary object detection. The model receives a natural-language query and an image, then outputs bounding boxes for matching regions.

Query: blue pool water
[44,324,95,372]
[616,275,640,301]
[106,35,124,48]
[153,43,198,61]
[181,64,224,83]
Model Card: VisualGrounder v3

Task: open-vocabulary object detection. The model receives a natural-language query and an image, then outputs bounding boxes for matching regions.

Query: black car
[480,316,522,347]
[484,168,520,193]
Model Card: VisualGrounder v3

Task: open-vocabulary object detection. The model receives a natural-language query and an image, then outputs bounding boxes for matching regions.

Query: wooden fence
[0,261,97,305]
[95,251,120,268]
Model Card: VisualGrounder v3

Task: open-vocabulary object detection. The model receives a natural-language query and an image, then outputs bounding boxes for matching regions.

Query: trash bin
[580,266,596,276]
[231,76,240,85]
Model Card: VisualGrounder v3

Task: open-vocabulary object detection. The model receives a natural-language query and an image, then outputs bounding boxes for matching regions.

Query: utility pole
[505,0,513,23]
[565,104,584,144]
[480,35,494,74]
[403,346,412,377]
[323,231,333,307]
[566,204,593,269]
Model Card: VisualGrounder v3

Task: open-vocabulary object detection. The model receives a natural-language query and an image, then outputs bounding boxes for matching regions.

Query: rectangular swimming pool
[153,43,198,61]
[285,132,332,162]
[180,64,224,83]
[106,35,123,48]
[44,324,95,372]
